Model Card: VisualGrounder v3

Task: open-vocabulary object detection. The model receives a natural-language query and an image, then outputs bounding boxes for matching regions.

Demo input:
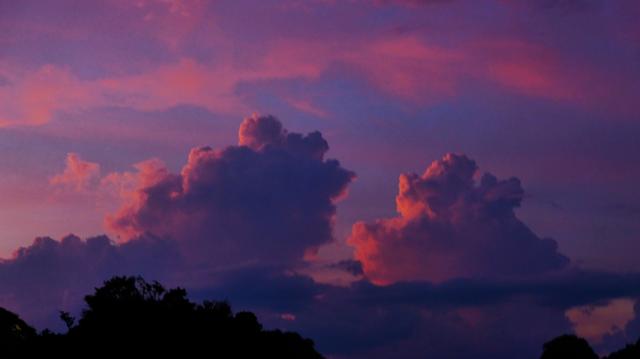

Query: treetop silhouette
[540,334,640,359]
[0,276,323,358]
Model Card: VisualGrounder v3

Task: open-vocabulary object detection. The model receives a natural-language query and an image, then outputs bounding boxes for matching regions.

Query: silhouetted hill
[0,276,323,358]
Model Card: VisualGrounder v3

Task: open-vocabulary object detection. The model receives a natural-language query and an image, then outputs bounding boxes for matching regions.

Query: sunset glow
[1,1,640,358]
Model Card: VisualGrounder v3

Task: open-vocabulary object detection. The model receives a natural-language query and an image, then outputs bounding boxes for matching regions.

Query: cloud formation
[207,269,640,359]
[349,153,569,284]
[106,115,355,269]
[50,153,101,191]
[598,298,640,352]
[0,234,181,329]
[2,234,640,359]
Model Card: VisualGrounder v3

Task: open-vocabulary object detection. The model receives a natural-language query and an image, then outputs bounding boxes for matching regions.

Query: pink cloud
[0,51,326,126]
[50,153,101,192]
[101,158,170,200]
[105,115,355,270]
[1,31,634,127]
[283,97,328,118]
[0,64,99,126]
[341,36,463,102]
[476,40,586,102]
[348,153,569,285]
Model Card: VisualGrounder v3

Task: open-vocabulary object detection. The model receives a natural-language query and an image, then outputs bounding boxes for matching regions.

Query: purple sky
[1,1,640,358]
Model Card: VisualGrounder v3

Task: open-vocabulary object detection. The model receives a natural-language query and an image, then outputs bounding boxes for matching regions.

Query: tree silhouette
[540,334,640,359]
[540,334,599,359]
[0,276,323,358]
[2,279,639,359]
[604,339,640,359]
[0,307,37,356]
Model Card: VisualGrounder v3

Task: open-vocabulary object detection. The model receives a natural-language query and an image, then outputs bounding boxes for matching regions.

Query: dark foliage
[0,276,323,358]
[604,339,640,359]
[0,307,37,357]
[541,334,640,359]
[3,277,638,359]
[540,334,599,359]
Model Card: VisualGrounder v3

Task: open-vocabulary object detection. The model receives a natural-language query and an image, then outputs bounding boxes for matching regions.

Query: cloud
[2,232,640,358]
[106,114,355,270]
[50,153,101,191]
[348,153,569,284]
[0,234,181,329]
[0,54,325,126]
[327,271,640,311]
[213,269,640,359]
[329,259,364,276]
[527,0,601,12]
[625,301,640,345]
[3,0,640,129]
[567,298,637,344]
[598,298,640,352]
[1,31,631,127]
[373,0,454,7]
[282,97,328,118]
[0,64,99,126]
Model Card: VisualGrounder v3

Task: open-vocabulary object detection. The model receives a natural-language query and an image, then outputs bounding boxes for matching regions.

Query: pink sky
[1,1,640,357]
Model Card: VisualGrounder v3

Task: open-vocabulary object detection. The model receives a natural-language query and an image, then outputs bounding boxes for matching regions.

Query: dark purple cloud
[0,234,181,329]
[1,114,355,327]
[106,114,355,270]
[530,0,602,12]
[1,232,640,358]
[628,301,640,339]
[375,0,454,6]
[328,259,364,276]
[202,269,640,359]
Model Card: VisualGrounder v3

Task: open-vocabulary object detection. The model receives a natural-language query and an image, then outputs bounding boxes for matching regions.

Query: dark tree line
[0,276,323,358]
[2,276,638,358]
[540,334,640,359]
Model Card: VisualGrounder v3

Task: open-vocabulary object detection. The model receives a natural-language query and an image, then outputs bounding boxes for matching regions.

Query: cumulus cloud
[0,234,181,328]
[4,116,640,357]
[106,114,355,270]
[50,153,101,191]
[348,153,569,284]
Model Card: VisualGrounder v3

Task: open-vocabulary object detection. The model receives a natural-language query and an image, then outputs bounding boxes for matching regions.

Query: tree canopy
[2,276,638,359]
[540,334,640,359]
[0,276,323,358]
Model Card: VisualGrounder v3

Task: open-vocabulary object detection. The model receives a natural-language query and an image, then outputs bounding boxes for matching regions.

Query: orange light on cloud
[566,298,637,344]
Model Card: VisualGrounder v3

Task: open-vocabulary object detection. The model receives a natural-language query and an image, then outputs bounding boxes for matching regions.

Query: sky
[1,0,640,357]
